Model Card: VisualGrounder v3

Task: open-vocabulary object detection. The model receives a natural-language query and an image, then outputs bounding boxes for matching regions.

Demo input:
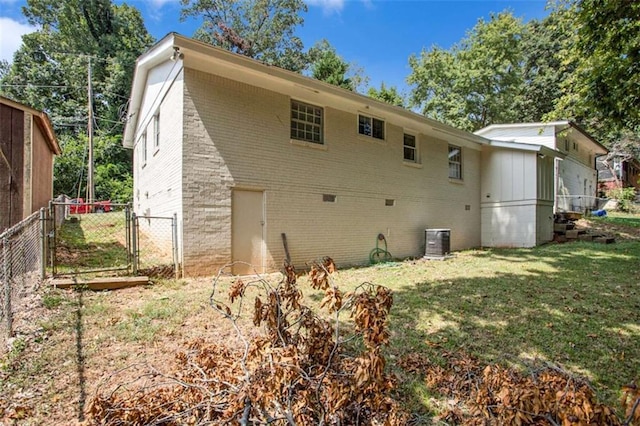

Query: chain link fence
[50,203,132,277]
[134,214,178,278]
[556,195,609,213]
[1,210,45,343]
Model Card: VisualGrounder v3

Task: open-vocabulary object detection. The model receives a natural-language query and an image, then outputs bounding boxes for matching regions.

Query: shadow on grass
[385,242,640,414]
[72,283,87,422]
[55,213,129,273]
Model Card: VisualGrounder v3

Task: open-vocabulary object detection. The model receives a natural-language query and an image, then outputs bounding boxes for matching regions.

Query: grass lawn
[1,213,639,423]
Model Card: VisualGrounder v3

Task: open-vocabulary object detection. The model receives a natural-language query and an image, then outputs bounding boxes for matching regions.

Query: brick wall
[179,68,482,275]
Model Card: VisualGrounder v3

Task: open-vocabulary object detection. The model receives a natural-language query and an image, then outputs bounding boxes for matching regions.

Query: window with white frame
[403,133,417,162]
[358,114,385,140]
[141,131,147,167]
[448,144,462,180]
[291,100,323,144]
[153,112,160,149]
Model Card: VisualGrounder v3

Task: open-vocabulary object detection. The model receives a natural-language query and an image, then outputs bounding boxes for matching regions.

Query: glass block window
[448,144,462,180]
[291,100,323,144]
[358,114,385,140]
[404,134,417,162]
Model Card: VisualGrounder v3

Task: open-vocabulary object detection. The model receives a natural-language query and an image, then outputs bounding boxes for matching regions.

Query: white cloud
[0,17,36,63]
[306,0,345,15]
[146,0,179,9]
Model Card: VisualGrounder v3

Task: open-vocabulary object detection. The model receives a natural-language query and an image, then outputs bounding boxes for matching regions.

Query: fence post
[3,236,12,339]
[125,205,131,271]
[131,212,138,276]
[172,213,179,279]
[40,207,47,281]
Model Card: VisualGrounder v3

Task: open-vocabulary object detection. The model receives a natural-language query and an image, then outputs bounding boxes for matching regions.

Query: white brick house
[475,122,608,213]
[124,34,563,276]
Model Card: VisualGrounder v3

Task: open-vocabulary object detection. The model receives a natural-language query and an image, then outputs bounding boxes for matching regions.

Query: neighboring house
[0,96,60,233]
[124,34,561,276]
[475,122,608,213]
[597,155,640,193]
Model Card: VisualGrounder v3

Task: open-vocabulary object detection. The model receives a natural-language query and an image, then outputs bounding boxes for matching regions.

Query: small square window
[323,194,337,203]
[358,114,384,140]
[448,144,462,180]
[403,134,417,162]
[385,199,395,206]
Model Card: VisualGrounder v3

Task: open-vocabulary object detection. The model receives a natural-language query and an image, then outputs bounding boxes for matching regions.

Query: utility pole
[87,56,95,206]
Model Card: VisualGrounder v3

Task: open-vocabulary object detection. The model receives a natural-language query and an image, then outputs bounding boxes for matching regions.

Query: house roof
[0,96,61,155]
[124,32,490,149]
[475,121,608,155]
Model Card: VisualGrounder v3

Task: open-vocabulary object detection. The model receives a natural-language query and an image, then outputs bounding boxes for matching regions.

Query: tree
[307,40,352,90]
[305,39,368,92]
[180,0,308,72]
[547,0,640,141]
[408,12,526,131]
[513,7,576,123]
[367,82,405,107]
[0,0,153,200]
[573,0,640,132]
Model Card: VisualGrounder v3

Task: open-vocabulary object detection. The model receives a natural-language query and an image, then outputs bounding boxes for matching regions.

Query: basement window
[323,194,337,203]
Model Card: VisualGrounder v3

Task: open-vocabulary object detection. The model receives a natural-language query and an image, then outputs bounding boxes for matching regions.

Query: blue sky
[0,0,550,92]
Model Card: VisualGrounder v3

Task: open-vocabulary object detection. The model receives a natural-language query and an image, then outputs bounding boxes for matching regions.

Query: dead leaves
[89,258,408,425]
[401,351,628,425]
[621,382,640,424]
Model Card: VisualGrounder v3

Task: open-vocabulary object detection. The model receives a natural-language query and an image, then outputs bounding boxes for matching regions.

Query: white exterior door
[232,189,265,275]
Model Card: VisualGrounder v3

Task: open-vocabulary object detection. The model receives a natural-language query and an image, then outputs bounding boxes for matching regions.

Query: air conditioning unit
[425,229,450,259]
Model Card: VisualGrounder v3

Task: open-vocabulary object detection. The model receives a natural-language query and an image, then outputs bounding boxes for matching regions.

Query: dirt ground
[0,277,249,425]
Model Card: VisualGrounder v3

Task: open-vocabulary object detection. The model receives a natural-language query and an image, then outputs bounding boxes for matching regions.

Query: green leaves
[367,82,405,107]
[307,39,354,91]
[0,0,153,201]
[408,12,526,131]
[181,0,308,72]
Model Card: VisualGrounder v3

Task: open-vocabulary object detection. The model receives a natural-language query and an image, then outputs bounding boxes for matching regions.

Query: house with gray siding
[124,33,562,276]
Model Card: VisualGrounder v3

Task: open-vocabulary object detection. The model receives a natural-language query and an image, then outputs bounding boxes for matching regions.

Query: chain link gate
[132,213,178,279]
[48,203,178,279]
[48,202,133,277]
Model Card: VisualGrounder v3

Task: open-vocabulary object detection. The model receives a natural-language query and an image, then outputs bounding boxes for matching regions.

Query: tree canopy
[367,83,405,108]
[407,2,639,155]
[180,0,308,72]
[408,12,526,132]
[0,0,153,202]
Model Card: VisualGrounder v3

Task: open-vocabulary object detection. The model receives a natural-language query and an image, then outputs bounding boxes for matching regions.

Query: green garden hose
[369,233,393,264]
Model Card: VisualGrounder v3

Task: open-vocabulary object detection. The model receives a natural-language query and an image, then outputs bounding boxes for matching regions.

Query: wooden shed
[0,96,60,232]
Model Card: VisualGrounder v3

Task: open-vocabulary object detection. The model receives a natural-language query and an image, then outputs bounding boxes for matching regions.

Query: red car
[69,198,112,214]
